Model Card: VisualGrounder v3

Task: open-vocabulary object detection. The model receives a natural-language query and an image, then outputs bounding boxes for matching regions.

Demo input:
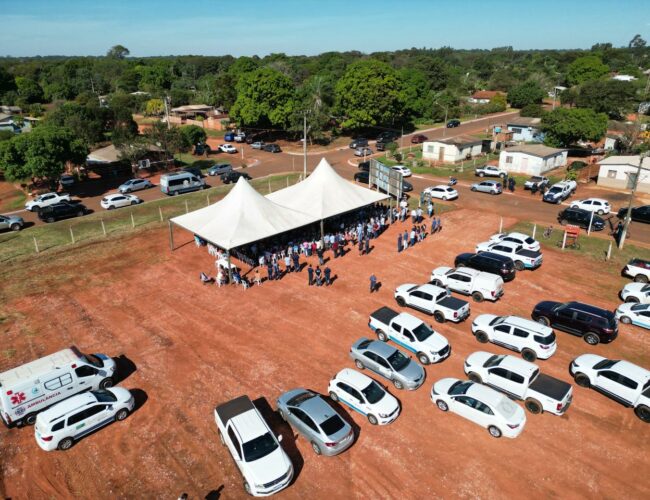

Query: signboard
[369,159,402,199]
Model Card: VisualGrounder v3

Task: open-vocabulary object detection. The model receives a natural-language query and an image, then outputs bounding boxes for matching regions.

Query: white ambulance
[0,346,116,427]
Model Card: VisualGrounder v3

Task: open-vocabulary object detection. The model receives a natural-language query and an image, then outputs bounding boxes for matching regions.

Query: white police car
[615,303,650,330]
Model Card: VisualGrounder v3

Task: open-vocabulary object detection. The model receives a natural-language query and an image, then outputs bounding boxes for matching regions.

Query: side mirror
[277,434,283,442]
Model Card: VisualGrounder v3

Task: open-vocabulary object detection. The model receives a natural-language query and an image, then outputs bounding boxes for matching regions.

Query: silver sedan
[276,389,354,456]
[350,338,425,390]
[471,180,502,195]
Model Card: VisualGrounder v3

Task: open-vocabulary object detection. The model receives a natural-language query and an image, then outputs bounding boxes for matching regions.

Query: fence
[0,173,301,262]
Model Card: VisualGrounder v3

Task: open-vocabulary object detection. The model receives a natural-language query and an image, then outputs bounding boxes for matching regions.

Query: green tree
[519,104,544,118]
[541,108,607,147]
[15,76,44,104]
[399,68,434,120]
[46,101,109,145]
[0,126,87,183]
[107,45,130,59]
[576,80,636,119]
[293,75,334,142]
[145,98,165,116]
[145,121,188,157]
[180,125,207,146]
[508,81,545,108]
[335,59,406,130]
[628,34,646,49]
[566,56,609,86]
[230,67,296,129]
[0,66,16,99]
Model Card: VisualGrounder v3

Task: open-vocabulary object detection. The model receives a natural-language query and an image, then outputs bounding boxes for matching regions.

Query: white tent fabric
[267,158,389,219]
[171,177,317,250]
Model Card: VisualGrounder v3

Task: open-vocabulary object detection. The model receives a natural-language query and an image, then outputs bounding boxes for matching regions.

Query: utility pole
[163,95,171,129]
[442,107,448,137]
[618,154,648,249]
[303,112,307,178]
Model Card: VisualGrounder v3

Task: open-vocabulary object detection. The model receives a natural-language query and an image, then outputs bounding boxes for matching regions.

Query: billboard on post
[369,159,402,200]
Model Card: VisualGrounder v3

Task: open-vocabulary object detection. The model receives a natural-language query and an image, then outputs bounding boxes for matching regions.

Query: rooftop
[470,90,505,100]
[503,144,565,158]
[506,117,541,127]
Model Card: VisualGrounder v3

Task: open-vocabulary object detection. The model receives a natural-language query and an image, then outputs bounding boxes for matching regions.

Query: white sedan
[101,193,141,210]
[431,378,526,438]
[487,232,540,252]
[219,144,238,154]
[392,165,412,177]
[570,198,611,215]
[615,303,650,329]
[620,283,650,304]
[423,185,458,201]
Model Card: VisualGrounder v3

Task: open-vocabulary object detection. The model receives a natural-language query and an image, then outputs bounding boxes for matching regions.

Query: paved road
[8,111,650,247]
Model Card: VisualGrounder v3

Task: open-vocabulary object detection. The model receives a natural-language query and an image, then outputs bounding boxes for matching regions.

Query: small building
[597,156,650,194]
[604,135,620,151]
[499,145,567,176]
[505,117,542,142]
[612,74,637,82]
[422,135,484,163]
[468,91,505,104]
[170,104,215,119]
[0,113,17,132]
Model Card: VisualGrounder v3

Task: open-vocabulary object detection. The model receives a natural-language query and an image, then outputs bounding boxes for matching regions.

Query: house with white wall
[498,145,567,176]
[597,156,650,194]
[467,91,505,104]
[505,117,542,142]
[422,135,484,163]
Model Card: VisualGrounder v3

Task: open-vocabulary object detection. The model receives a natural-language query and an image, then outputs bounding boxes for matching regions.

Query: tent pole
[320,219,324,247]
[169,221,174,251]
[227,251,233,283]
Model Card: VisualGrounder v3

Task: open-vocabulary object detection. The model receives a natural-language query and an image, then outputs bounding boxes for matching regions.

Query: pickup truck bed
[530,374,572,401]
[438,296,467,310]
[370,306,399,325]
[215,395,255,424]
[518,249,541,259]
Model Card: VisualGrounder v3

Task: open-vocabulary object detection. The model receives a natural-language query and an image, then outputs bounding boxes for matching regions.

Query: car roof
[503,316,553,335]
[614,361,650,382]
[497,355,538,377]
[466,382,507,406]
[0,347,79,387]
[416,283,447,295]
[335,368,372,389]
[231,408,270,442]
[38,392,98,423]
[293,394,336,425]
[492,240,519,249]
[364,340,398,357]
[396,312,425,329]
[506,232,531,240]
[566,301,614,318]
[476,252,513,263]
[581,197,609,203]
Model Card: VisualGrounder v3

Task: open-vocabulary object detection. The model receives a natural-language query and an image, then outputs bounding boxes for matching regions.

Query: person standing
[317,246,324,266]
[437,216,443,233]
[411,208,417,223]
[254,268,262,286]
[307,264,314,286]
[324,266,331,286]
[292,251,300,272]
[397,233,402,253]
[369,274,377,293]
[358,237,364,256]
[364,237,370,255]
[266,262,273,281]
[284,254,291,273]
[315,266,323,286]
[403,230,408,249]
[431,217,437,234]
[416,207,423,223]
[332,239,339,258]
[427,201,433,219]
[410,227,416,247]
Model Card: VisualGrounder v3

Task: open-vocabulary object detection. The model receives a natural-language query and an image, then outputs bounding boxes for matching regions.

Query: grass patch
[205,129,226,138]
[0,173,302,262]
[0,184,27,213]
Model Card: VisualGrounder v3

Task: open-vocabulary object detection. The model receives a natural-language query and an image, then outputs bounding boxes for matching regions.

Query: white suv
[620,283,650,304]
[471,314,557,361]
[487,232,540,252]
[430,266,504,302]
[35,388,134,451]
[328,368,400,425]
[570,198,611,215]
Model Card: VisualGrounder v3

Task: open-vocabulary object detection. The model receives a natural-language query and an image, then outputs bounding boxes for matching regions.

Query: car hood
[371,390,400,416]
[246,446,292,486]
[5,215,23,223]
[422,331,449,352]
[473,314,498,328]
[465,351,494,369]
[475,241,492,252]
[622,283,646,295]
[616,303,636,314]
[395,284,417,295]
[433,377,460,395]
[431,266,452,278]
[107,387,132,402]
[398,360,425,382]
[572,353,605,370]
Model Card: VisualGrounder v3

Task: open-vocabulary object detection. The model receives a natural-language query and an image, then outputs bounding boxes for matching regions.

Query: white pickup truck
[214,395,293,497]
[622,258,650,283]
[543,180,577,204]
[25,192,71,212]
[430,266,504,302]
[395,283,471,323]
[475,165,507,178]
[464,351,573,415]
[368,307,451,365]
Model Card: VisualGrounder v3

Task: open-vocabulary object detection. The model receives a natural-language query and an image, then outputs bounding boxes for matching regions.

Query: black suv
[263,143,282,153]
[446,119,461,128]
[38,201,87,223]
[358,161,370,172]
[531,301,618,345]
[354,171,370,184]
[454,252,516,282]
[221,171,252,184]
[376,131,400,143]
[557,208,605,231]
[349,137,368,149]
[375,141,396,152]
[617,205,650,224]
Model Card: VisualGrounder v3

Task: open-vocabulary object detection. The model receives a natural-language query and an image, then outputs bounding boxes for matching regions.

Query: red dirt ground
[0,208,648,499]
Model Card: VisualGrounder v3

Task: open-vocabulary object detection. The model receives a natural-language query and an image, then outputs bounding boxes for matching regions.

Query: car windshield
[79,353,104,367]
[92,390,117,403]
[525,237,535,244]
[483,355,504,368]
[362,380,385,404]
[489,316,506,326]
[243,432,279,462]
[548,187,561,194]
[631,304,649,312]
[641,285,650,292]
[287,390,317,407]
[412,323,434,342]
[320,415,345,436]
[534,332,555,345]
[387,350,410,372]
[449,380,472,396]
[593,359,618,370]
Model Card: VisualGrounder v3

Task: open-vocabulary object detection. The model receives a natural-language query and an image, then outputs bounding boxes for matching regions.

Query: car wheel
[244,481,252,495]
[478,173,485,178]
[311,441,322,455]
[574,373,590,388]
[392,379,404,390]
[625,296,640,303]
[472,292,484,303]
[108,205,115,210]
[583,332,600,345]
[46,217,55,223]
[442,196,448,201]
[514,261,525,271]
[431,279,443,287]
[10,223,21,231]
[173,191,179,196]
[634,405,650,423]
[471,187,477,192]
[560,219,568,226]
[329,391,339,402]
[537,316,550,327]
[355,360,365,370]
[418,352,430,365]
[488,426,502,438]
[475,331,489,344]
[620,315,632,325]
[634,274,648,283]
[131,201,137,205]
[76,211,84,217]
[115,409,129,421]
[521,348,537,362]
[125,188,131,193]
[525,399,542,414]
[597,210,604,215]
[467,372,482,384]
[436,400,449,412]
[367,414,379,425]
[490,190,497,195]
[377,330,388,342]
[433,311,445,324]
[58,437,74,451]
[396,297,406,307]
[99,378,113,389]
[24,413,37,426]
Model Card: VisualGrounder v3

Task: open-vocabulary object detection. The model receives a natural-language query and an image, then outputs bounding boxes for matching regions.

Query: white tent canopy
[267,158,389,219]
[171,177,317,250]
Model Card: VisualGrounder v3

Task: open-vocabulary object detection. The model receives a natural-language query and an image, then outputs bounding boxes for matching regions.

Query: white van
[0,347,116,427]
[160,171,206,196]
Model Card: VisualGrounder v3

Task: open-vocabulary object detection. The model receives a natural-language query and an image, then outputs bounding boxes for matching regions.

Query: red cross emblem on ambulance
[11,392,26,405]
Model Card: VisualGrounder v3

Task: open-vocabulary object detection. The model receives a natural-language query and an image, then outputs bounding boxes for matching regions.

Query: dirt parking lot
[0,208,649,499]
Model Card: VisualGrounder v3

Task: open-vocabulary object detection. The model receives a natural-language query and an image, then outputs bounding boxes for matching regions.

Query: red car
[411,134,428,144]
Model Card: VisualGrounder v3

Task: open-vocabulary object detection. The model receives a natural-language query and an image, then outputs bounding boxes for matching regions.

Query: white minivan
[160,172,206,196]
[0,347,116,427]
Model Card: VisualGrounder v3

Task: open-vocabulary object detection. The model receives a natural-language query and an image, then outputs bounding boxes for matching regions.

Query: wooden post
[69,226,75,244]
[498,217,503,233]
[532,224,536,239]
[131,212,135,228]
[561,230,567,250]
[606,241,612,260]
[159,206,163,222]
[168,221,175,251]
[587,210,595,236]
[185,200,189,213]
[101,219,106,236]
[206,194,210,206]
[33,236,39,253]
[268,178,271,194]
